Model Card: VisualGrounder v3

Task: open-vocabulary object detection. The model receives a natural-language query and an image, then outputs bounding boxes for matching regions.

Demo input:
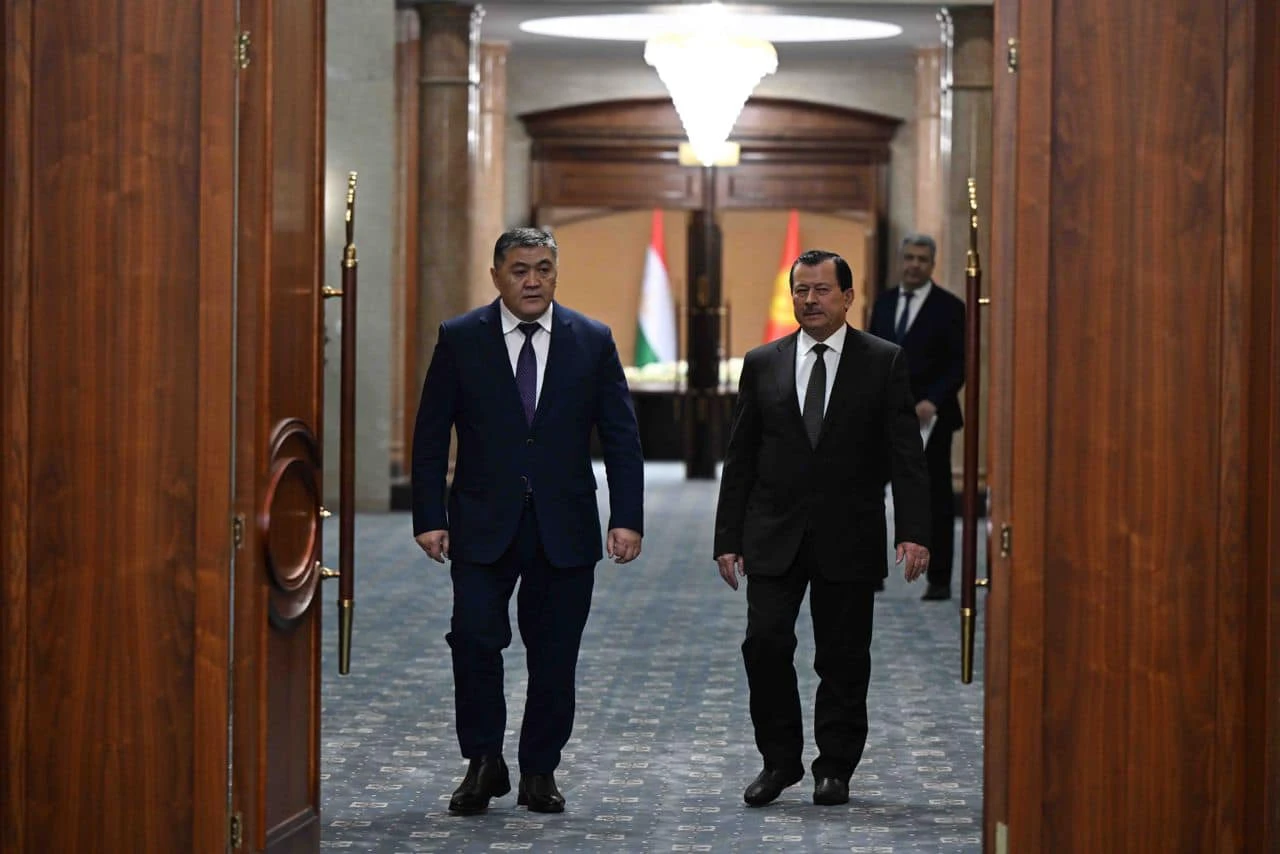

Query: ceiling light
[519,12,902,43]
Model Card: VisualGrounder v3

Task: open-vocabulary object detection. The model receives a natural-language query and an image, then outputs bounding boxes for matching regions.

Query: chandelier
[644,5,778,167]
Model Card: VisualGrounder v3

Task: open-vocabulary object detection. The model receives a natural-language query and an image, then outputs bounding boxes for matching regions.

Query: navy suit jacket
[868,283,966,432]
[411,299,644,568]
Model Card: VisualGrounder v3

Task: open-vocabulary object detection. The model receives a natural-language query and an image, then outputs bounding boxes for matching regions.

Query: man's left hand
[896,542,931,582]
[607,528,642,564]
[915,399,937,427]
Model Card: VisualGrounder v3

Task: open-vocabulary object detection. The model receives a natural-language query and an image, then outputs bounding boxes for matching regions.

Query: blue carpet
[320,463,983,852]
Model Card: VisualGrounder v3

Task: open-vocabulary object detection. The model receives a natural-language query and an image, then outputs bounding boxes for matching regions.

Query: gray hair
[899,233,937,261]
[493,227,558,267]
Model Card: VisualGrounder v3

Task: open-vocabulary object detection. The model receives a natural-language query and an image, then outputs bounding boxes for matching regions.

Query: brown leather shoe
[743,766,805,806]
[517,772,565,813]
[448,755,511,815]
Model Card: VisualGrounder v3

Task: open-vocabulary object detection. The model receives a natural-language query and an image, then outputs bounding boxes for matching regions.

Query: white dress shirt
[794,325,848,415]
[499,300,553,405]
[894,280,933,337]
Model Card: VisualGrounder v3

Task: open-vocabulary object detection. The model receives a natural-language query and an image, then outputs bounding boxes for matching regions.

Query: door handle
[960,177,990,685]
[322,171,359,676]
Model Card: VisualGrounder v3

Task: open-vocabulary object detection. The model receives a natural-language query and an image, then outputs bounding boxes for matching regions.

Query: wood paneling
[539,160,705,210]
[1,0,237,851]
[1245,0,1280,844]
[1,2,33,853]
[981,0,1019,842]
[990,0,1280,850]
[233,0,326,851]
[717,164,874,211]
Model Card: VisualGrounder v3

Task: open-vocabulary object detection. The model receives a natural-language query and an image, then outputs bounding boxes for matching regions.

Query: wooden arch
[518,96,902,287]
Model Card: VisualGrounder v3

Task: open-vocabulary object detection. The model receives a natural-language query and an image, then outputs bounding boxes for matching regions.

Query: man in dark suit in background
[869,234,966,601]
[714,249,932,808]
[412,227,645,816]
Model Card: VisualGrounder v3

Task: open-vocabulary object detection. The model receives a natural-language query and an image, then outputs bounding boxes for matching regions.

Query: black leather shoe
[743,766,804,806]
[517,773,565,813]
[921,583,951,601]
[449,755,511,815]
[813,776,850,806]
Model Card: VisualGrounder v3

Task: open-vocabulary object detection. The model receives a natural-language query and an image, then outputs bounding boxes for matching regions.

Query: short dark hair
[789,249,854,292]
[493,227,558,267]
[899,233,937,260]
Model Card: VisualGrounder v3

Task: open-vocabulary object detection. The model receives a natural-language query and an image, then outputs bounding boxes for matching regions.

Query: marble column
[913,46,946,275]
[946,7,993,300]
[945,6,994,488]
[470,42,509,310]
[325,0,394,510]
[417,2,481,384]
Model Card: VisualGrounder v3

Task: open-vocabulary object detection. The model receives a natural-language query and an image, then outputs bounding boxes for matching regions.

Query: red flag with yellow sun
[763,210,800,342]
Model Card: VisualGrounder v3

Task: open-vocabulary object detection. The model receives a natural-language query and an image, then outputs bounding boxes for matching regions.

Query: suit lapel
[480,299,530,425]
[818,325,861,446]
[531,305,573,427]
[771,333,809,439]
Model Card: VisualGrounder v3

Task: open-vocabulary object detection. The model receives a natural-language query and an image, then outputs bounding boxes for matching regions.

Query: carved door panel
[231,0,327,851]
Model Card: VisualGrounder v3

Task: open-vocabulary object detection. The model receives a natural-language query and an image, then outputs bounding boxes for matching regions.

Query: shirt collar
[499,299,554,335]
[798,323,848,357]
[901,280,933,302]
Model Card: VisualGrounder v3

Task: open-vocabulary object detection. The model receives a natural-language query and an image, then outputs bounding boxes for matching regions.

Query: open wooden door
[231,0,329,851]
[984,0,1280,850]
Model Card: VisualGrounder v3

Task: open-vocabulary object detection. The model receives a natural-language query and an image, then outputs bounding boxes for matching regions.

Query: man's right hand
[415,530,449,563]
[716,553,745,591]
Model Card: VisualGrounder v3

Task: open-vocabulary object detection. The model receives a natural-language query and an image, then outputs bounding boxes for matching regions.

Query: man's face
[492,245,557,321]
[900,243,936,290]
[791,260,853,341]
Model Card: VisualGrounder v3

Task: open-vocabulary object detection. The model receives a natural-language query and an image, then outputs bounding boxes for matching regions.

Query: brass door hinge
[229,812,244,849]
[237,31,252,69]
[232,514,246,550]
[1006,38,1019,74]
[999,523,1013,558]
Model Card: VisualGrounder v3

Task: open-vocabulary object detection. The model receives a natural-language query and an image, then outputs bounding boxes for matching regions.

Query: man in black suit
[412,227,645,815]
[714,249,932,807]
[868,234,965,601]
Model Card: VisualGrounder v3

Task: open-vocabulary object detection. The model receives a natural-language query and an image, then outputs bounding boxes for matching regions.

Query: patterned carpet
[320,463,984,853]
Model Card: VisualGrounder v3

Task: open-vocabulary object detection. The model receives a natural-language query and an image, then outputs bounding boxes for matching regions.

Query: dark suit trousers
[925,426,956,588]
[447,499,595,774]
[742,534,877,782]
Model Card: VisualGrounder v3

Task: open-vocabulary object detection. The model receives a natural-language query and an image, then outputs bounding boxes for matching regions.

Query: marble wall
[324,0,394,510]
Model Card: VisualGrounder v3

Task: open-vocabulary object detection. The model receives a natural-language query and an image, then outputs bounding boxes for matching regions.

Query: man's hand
[896,542,930,582]
[716,553,746,591]
[607,528,642,564]
[915,399,938,427]
[415,530,449,563]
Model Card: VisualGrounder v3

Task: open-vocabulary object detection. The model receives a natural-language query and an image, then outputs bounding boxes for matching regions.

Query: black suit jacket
[411,299,644,568]
[868,284,965,432]
[713,327,931,582]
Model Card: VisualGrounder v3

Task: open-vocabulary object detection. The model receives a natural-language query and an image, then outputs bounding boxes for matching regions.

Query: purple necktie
[516,321,539,425]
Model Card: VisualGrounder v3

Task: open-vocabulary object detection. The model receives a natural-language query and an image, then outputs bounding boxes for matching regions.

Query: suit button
[527,438,534,446]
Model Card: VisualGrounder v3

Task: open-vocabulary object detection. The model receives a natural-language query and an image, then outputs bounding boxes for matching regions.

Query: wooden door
[231,0,328,851]
[1,1,240,851]
[984,0,1280,850]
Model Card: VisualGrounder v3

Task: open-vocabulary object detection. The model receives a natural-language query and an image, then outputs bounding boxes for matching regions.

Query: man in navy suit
[715,250,931,807]
[868,234,965,601]
[412,227,644,815]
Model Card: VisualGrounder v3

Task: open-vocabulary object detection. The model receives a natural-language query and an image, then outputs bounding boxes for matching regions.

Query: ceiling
[475,2,985,59]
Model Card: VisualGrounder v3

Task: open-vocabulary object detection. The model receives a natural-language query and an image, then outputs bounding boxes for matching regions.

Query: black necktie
[802,343,828,448]
[516,322,539,424]
[895,290,914,344]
